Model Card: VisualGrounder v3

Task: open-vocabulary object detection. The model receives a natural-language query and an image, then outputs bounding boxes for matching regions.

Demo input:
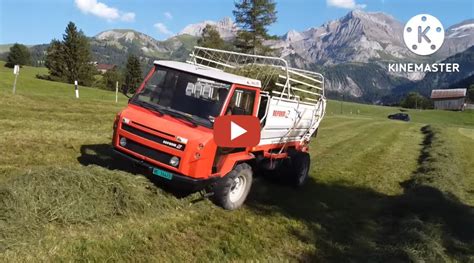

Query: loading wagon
[113,47,326,210]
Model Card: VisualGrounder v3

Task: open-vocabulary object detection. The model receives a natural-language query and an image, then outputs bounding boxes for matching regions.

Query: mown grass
[0,63,473,261]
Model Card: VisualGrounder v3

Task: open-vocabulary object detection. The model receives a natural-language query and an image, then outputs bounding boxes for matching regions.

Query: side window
[138,69,167,103]
[257,95,269,120]
[226,88,256,115]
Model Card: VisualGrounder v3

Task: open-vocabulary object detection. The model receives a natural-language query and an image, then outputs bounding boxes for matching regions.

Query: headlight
[119,137,127,147]
[169,156,180,167]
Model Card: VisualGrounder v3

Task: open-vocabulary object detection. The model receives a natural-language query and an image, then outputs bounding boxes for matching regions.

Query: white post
[12,65,20,94]
[115,81,119,103]
[74,80,79,99]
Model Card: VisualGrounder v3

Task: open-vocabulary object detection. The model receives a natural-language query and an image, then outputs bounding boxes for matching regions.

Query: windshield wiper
[132,100,199,128]
[132,100,164,116]
[161,108,198,127]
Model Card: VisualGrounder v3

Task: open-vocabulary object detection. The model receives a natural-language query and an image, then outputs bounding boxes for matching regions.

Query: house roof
[96,64,116,70]
[430,88,467,99]
[154,60,262,88]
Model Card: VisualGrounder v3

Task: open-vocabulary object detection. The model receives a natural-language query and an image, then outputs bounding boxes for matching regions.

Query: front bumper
[113,148,219,191]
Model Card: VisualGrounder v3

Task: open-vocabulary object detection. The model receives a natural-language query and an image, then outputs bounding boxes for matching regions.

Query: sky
[0,0,472,45]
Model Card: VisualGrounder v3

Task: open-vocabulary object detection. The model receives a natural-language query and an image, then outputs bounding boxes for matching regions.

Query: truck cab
[113,47,326,210]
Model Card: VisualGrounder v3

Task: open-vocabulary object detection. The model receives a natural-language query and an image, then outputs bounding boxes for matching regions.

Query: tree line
[5,1,273,90]
[40,22,143,92]
[5,0,277,94]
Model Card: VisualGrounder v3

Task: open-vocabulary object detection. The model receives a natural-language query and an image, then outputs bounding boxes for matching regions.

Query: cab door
[220,85,260,116]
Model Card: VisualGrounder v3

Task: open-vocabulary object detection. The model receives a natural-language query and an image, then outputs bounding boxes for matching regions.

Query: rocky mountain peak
[274,10,409,68]
[284,30,304,42]
[341,10,398,30]
[437,19,474,59]
[179,17,238,40]
[218,17,234,28]
[447,19,474,38]
[95,29,155,43]
[93,29,173,56]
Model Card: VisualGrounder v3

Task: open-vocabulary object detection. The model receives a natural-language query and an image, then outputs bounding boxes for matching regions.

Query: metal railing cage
[186,46,325,103]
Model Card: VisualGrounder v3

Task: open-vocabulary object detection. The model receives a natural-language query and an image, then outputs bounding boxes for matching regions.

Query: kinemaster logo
[404,14,445,56]
[388,14,460,74]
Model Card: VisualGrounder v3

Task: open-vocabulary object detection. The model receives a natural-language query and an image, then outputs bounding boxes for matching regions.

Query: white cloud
[164,12,173,20]
[121,12,136,22]
[327,0,366,9]
[75,0,135,22]
[154,23,173,36]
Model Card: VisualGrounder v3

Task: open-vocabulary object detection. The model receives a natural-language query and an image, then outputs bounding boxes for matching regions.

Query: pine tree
[233,0,277,54]
[400,92,433,109]
[62,22,96,85]
[45,40,66,81]
[102,68,123,91]
[45,22,96,86]
[124,55,142,94]
[5,43,31,68]
[197,25,225,49]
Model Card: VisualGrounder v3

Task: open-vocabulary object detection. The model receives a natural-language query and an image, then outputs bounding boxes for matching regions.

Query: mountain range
[1,11,473,103]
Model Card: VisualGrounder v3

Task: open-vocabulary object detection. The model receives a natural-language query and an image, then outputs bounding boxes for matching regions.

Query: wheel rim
[229,174,247,203]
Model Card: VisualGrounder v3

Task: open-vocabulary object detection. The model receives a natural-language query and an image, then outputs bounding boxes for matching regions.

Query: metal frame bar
[278,75,323,91]
[186,46,326,144]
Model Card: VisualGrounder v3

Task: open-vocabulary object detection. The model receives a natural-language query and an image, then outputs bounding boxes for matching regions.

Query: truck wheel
[211,163,253,210]
[290,152,310,187]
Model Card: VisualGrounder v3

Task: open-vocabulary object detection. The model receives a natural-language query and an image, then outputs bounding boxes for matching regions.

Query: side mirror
[121,86,132,98]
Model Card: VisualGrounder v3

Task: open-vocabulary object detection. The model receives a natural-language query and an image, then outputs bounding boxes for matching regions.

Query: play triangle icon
[230,121,247,141]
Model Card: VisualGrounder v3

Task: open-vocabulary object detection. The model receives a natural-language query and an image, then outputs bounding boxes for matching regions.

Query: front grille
[122,123,185,151]
[121,137,177,165]
[132,121,175,137]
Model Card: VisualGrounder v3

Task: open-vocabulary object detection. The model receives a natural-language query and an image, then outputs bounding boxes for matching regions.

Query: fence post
[74,80,79,99]
[115,81,119,103]
[12,65,20,94]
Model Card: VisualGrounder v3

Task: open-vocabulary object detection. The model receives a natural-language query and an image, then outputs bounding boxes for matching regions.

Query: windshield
[131,66,231,127]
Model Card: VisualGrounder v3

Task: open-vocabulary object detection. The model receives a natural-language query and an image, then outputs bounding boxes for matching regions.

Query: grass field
[0,63,473,262]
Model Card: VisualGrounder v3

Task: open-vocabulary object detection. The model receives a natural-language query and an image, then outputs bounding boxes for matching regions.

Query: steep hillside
[385,46,474,103]
[91,30,198,65]
[1,62,473,262]
[322,62,412,103]
[415,46,474,97]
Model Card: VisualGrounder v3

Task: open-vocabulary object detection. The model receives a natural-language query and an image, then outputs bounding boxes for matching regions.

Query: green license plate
[152,168,173,180]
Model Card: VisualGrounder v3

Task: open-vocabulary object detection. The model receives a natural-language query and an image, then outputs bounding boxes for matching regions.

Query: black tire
[289,152,310,187]
[211,163,253,210]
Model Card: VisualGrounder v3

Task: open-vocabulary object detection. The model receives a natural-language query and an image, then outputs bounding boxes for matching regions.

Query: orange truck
[113,47,326,210]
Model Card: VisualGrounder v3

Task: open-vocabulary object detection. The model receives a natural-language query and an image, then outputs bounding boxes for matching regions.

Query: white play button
[230,121,247,141]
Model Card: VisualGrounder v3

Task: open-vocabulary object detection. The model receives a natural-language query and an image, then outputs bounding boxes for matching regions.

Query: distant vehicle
[388,113,410,121]
[112,46,326,210]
